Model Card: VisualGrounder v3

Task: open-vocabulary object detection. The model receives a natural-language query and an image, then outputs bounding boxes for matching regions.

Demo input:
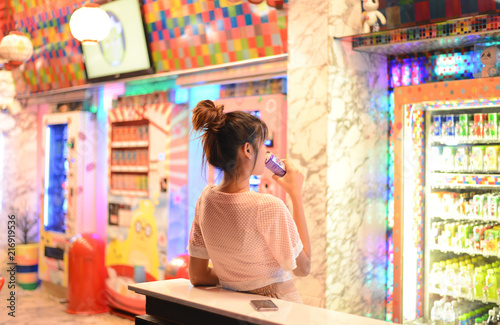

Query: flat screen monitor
[81,0,154,83]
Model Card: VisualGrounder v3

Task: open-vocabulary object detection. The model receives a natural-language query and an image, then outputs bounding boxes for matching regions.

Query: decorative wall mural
[3,0,288,93]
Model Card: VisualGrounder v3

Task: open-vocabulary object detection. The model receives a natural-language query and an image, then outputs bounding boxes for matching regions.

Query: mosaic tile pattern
[143,0,288,72]
[7,1,87,93]
[352,14,500,49]
[389,48,476,90]
[429,173,500,186]
[408,105,425,318]
[425,98,500,110]
[4,0,288,93]
[362,0,500,31]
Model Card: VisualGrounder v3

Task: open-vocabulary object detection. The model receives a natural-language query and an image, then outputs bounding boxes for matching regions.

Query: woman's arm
[290,195,311,277]
[188,256,219,286]
[272,160,311,277]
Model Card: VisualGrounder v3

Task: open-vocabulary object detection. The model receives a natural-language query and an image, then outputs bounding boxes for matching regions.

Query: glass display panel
[43,124,68,233]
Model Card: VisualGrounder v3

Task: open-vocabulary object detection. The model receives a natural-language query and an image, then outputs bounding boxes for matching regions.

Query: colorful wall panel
[6,0,88,93]
[143,0,288,72]
[106,92,190,282]
[4,0,288,94]
[352,14,500,49]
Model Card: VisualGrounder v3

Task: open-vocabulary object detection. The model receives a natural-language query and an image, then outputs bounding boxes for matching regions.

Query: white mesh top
[188,186,303,291]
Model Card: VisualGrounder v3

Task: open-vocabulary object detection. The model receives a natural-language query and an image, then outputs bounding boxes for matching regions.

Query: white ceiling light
[0,31,34,70]
[69,3,111,45]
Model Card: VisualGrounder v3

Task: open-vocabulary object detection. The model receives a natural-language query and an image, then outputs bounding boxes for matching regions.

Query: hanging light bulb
[0,31,34,70]
[69,3,111,45]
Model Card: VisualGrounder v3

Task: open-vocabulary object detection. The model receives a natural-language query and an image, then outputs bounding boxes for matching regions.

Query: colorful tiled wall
[353,14,500,48]
[363,0,500,31]
[3,0,288,94]
[6,0,88,93]
[389,47,475,87]
[143,0,288,72]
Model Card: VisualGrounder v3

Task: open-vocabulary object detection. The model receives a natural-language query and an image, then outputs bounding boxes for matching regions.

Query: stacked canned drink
[431,113,499,142]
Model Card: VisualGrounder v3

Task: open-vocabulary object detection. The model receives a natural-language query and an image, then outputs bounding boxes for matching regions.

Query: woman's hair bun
[192,99,226,133]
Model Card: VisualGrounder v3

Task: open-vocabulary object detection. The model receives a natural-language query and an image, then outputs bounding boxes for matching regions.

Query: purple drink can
[265,152,286,177]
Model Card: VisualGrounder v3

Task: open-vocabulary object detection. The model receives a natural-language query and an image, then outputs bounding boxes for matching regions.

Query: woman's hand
[188,256,219,286]
[272,159,304,199]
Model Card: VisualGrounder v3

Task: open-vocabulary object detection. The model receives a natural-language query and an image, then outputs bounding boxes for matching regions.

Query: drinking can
[433,115,442,138]
[458,114,472,138]
[446,115,458,137]
[265,152,286,177]
[487,113,499,138]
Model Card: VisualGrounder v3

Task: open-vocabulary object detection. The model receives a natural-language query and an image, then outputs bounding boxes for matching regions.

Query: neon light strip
[402,59,411,86]
[388,55,428,322]
[43,127,51,228]
[434,53,473,76]
[410,107,425,319]
[386,90,395,322]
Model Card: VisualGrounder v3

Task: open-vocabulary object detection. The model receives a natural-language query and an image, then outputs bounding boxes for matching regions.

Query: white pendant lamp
[0,31,34,70]
[69,3,111,45]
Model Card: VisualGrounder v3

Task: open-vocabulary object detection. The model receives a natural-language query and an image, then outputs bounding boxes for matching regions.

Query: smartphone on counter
[250,299,279,311]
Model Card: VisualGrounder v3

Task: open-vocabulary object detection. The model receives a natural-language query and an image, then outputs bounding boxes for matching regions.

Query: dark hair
[192,99,268,180]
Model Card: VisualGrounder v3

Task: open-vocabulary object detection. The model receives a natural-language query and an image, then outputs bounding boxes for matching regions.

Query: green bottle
[486,269,498,301]
[495,267,500,282]
[474,267,486,299]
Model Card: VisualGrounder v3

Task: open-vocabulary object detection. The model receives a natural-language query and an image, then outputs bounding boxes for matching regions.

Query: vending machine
[39,111,96,287]
[105,92,189,285]
[392,77,500,324]
[211,94,287,202]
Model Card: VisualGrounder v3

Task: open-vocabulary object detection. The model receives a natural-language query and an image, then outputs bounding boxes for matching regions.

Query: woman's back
[189,186,303,291]
[187,99,310,302]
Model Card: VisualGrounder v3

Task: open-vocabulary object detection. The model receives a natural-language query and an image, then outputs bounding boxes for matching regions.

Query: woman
[188,99,311,303]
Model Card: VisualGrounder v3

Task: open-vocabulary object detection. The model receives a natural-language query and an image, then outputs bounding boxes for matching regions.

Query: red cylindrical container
[67,233,108,315]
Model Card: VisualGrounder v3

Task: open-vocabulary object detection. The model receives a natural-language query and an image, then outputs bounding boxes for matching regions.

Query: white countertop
[129,279,389,325]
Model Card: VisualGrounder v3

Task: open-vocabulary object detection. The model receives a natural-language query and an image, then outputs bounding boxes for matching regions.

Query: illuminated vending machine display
[39,111,96,287]
[211,94,287,202]
[392,78,500,324]
[105,92,190,315]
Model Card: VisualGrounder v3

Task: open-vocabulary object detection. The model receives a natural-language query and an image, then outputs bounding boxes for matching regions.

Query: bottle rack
[428,289,500,306]
[427,108,500,316]
[110,120,149,197]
